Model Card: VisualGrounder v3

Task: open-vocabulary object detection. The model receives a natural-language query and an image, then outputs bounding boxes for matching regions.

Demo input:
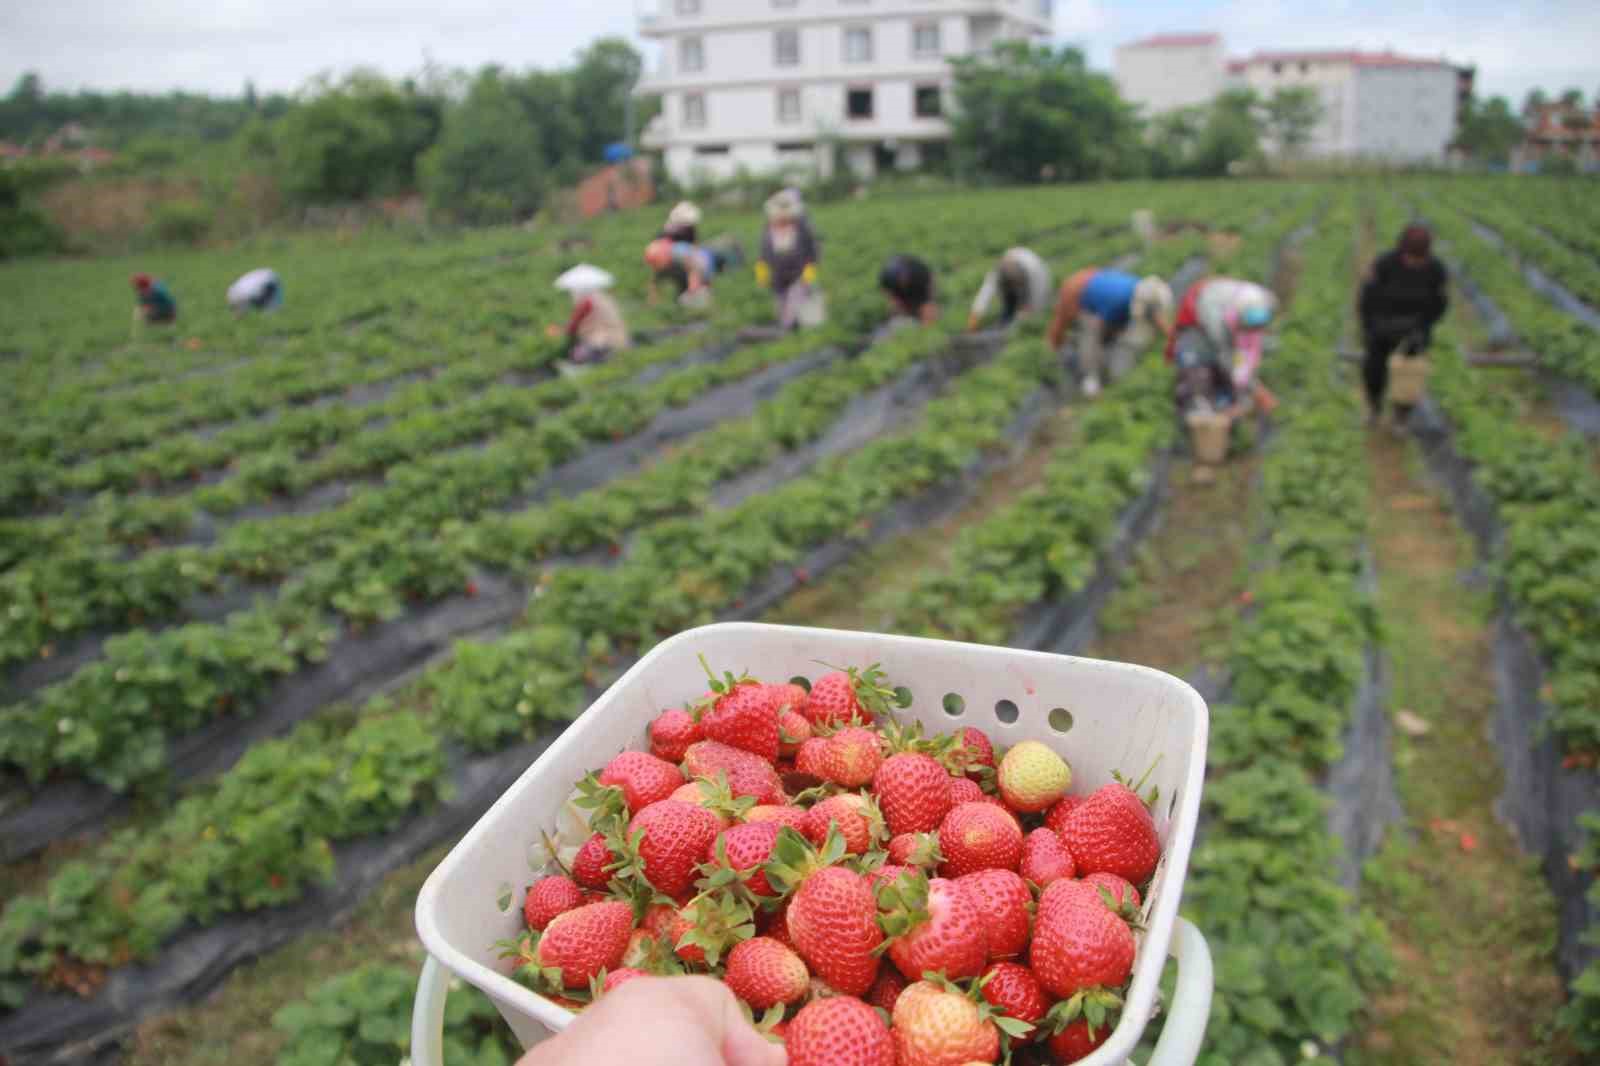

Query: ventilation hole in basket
[1168,792,1178,822]
[892,685,914,710]
[942,692,966,717]
[1048,707,1074,733]
[527,841,544,872]
[789,675,811,692]
[994,699,1019,725]
[495,882,515,914]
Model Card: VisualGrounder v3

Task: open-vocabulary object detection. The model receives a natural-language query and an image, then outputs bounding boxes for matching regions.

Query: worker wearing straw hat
[756,188,823,332]
[547,264,629,367]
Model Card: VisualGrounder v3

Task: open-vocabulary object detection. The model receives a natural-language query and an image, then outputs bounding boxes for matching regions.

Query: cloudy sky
[3,0,1597,104]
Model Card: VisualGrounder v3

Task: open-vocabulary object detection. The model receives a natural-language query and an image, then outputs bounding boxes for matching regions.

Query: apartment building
[1113,33,1226,116]
[637,0,1055,183]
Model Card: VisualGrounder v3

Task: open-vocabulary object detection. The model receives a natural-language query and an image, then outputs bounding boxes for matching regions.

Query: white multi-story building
[1226,50,1461,161]
[1113,33,1225,117]
[637,0,1055,184]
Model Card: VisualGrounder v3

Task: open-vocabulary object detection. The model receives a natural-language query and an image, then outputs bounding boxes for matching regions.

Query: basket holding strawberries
[497,659,1166,1065]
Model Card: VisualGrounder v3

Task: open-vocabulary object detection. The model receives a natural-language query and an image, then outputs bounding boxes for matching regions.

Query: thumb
[675,977,787,1066]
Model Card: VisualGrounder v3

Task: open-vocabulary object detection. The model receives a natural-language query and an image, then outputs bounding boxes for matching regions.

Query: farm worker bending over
[1359,223,1448,419]
[756,188,823,332]
[130,273,177,328]
[660,201,701,244]
[1166,276,1278,415]
[226,268,283,314]
[547,264,629,366]
[1046,269,1175,398]
[645,239,718,307]
[967,247,1052,332]
[879,254,939,326]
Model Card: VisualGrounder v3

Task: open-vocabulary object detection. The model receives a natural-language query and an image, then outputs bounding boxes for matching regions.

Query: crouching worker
[547,264,629,367]
[131,273,177,331]
[756,188,823,331]
[1046,269,1174,398]
[966,247,1052,332]
[645,239,719,308]
[878,255,939,331]
[227,268,283,314]
[1359,223,1448,423]
[1167,277,1276,479]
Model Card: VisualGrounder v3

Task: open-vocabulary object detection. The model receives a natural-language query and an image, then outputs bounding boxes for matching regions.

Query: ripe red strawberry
[523,874,583,931]
[955,869,1032,958]
[794,736,830,777]
[980,961,1049,1039]
[887,832,942,868]
[786,996,895,1066]
[668,781,733,827]
[1030,891,1136,999]
[1056,782,1161,884]
[1020,827,1075,887]
[649,708,702,763]
[681,740,784,804]
[624,799,723,898]
[762,901,796,950]
[892,979,1000,1066]
[1044,794,1084,836]
[948,776,986,806]
[1082,871,1141,910]
[713,820,783,897]
[769,832,883,996]
[804,793,881,855]
[766,681,811,720]
[937,801,1023,877]
[725,936,810,1009]
[598,750,684,815]
[745,804,809,832]
[805,670,873,727]
[873,752,955,836]
[534,901,633,988]
[571,832,615,890]
[817,726,884,787]
[958,726,996,781]
[701,682,781,762]
[866,967,908,1013]
[602,967,647,993]
[778,709,812,758]
[877,871,988,982]
[1048,1018,1110,1063]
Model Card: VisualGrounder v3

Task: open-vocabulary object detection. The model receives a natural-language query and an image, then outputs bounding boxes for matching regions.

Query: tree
[1456,95,1524,163]
[10,73,43,104]
[1559,88,1585,109]
[420,69,545,224]
[273,70,443,203]
[1145,106,1206,178]
[949,42,1142,183]
[568,38,653,161]
[1190,90,1264,177]
[1522,89,1548,117]
[1262,87,1323,158]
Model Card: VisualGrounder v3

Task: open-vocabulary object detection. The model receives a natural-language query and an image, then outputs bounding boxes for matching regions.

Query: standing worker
[1359,223,1448,422]
[1166,276,1277,416]
[547,264,629,367]
[878,255,939,328]
[756,188,823,332]
[1046,268,1175,397]
[967,247,1053,332]
[226,268,283,314]
[130,273,177,331]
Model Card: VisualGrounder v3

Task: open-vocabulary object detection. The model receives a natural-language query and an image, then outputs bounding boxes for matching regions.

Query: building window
[772,0,797,6]
[1271,62,1282,74]
[1299,62,1309,73]
[843,26,873,63]
[777,88,802,124]
[913,22,941,58]
[846,87,874,120]
[774,28,801,67]
[683,93,706,128]
[694,144,730,156]
[675,0,700,14]
[680,37,704,74]
[914,85,942,118]
[777,141,813,153]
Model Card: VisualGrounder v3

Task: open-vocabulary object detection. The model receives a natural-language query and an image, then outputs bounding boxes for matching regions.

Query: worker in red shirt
[546,265,630,367]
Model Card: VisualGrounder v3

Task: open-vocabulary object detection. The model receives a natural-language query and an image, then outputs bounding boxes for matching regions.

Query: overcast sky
[3,0,1596,104]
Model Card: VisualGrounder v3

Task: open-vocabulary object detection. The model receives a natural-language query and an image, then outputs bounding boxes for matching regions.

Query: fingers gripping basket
[1387,354,1430,406]
[414,623,1213,1065]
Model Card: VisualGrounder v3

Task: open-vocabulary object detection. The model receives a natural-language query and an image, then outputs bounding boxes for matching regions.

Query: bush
[0,170,64,259]
[148,199,212,245]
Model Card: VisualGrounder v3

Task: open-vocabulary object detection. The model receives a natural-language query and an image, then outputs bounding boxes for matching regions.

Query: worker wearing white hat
[547,265,630,366]
[756,188,823,331]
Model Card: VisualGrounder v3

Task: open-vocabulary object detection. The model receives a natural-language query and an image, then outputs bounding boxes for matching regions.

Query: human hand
[544,324,563,339]
[515,976,785,1066]
[966,312,980,333]
[754,261,772,288]
[801,263,817,286]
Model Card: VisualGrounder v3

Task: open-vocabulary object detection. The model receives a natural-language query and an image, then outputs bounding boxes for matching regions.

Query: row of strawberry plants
[1456,176,1600,268]
[0,315,1069,1009]
[1444,186,1600,309]
[1172,204,1395,1063]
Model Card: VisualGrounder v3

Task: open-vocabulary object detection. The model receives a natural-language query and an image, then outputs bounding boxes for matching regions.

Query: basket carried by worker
[1186,409,1232,465]
[1387,354,1430,406]
[413,623,1215,1066]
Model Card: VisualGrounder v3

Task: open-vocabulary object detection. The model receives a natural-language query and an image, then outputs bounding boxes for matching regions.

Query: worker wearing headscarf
[226,268,283,314]
[1359,223,1448,418]
[661,201,702,245]
[1046,269,1174,397]
[548,264,629,365]
[756,188,822,331]
[967,248,1053,332]
[131,273,177,326]
[1167,277,1277,414]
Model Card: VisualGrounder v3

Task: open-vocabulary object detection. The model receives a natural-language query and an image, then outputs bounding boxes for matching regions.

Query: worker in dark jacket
[756,188,822,331]
[879,255,938,327]
[1359,224,1448,418]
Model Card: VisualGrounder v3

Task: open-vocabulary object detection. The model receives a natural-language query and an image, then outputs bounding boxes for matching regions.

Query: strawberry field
[1,175,1597,1066]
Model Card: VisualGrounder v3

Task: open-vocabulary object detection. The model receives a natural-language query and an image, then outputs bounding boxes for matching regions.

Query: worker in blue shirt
[1047,267,1174,398]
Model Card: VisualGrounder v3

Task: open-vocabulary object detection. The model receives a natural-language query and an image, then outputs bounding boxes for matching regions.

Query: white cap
[765,188,802,222]
[667,201,702,228]
[554,264,614,293]
[1132,276,1174,321]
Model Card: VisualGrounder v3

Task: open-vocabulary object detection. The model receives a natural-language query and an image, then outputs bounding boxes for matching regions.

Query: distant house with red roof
[1515,102,1600,172]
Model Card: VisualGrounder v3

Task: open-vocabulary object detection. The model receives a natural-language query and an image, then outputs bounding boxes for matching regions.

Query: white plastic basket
[413,622,1213,1065]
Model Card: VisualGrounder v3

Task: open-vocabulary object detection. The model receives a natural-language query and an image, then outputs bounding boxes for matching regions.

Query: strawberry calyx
[739,1001,789,1043]
[814,659,912,722]
[873,869,933,950]
[572,772,629,836]
[675,888,756,969]
[762,825,848,899]
[1112,758,1163,810]
[694,654,755,717]
[1044,987,1124,1037]
[695,835,766,905]
[497,931,571,998]
[879,719,962,766]
[687,771,757,822]
[896,832,944,868]
[1094,884,1146,928]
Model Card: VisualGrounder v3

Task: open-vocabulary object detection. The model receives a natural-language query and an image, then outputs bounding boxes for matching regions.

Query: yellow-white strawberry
[996,740,1071,813]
